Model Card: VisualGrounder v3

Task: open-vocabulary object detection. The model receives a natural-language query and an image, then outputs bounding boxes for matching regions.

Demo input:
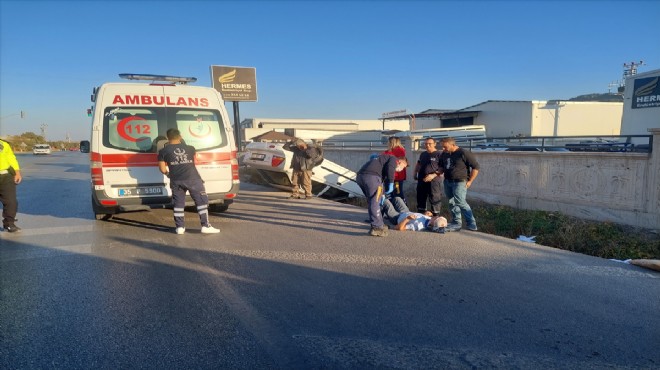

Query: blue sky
[1,0,659,141]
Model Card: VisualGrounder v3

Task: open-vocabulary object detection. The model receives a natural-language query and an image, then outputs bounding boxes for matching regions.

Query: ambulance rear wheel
[209,204,229,213]
[95,213,112,221]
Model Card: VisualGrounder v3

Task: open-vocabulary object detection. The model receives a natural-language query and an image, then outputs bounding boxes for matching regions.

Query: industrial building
[242,117,409,142]
[409,101,623,137]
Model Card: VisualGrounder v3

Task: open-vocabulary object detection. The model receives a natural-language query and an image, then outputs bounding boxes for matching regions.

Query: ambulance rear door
[96,83,169,203]
[161,85,236,195]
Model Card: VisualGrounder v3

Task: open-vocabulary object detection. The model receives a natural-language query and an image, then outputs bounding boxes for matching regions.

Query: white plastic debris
[517,235,536,243]
[609,259,632,264]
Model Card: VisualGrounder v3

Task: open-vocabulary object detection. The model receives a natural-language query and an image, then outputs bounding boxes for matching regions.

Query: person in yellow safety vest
[0,139,22,232]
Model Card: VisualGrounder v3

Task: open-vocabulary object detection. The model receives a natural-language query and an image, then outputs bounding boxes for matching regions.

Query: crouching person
[356,154,407,237]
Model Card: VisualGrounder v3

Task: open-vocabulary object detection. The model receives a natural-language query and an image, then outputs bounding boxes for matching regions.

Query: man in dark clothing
[356,154,407,237]
[414,137,443,215]
[439,137,480,232]
[158,128,220,235]
[284,138,319,199]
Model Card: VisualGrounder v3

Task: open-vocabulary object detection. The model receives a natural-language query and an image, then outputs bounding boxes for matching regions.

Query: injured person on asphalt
[381,196,447,232]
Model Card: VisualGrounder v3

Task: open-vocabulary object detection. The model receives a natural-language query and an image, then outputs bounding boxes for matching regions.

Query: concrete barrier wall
[323,128,660,230]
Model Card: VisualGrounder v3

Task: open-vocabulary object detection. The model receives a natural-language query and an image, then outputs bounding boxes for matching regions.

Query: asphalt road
[1,151,659,369]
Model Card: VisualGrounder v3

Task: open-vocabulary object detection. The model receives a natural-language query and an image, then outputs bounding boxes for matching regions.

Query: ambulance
[80,73,240,220]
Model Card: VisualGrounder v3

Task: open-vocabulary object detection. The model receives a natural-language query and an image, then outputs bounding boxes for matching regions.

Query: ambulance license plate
[118,187,163,197]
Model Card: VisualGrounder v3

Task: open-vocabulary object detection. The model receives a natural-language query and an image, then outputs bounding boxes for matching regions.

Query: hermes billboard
[210,65,258,102]
[632,76,660,109]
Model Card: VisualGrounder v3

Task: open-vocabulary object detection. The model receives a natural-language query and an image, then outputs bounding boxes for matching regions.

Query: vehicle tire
[95,213,112,221]
[92,197,113,221]
[209,204,229,213]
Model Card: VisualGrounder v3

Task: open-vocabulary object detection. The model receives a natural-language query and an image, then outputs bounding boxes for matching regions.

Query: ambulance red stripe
[91,152,235,167]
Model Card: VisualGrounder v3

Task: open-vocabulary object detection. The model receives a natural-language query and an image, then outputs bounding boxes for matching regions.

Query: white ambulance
[80,73,240,220]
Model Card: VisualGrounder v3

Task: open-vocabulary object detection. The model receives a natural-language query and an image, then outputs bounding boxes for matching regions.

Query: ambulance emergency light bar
[118,74,197,85]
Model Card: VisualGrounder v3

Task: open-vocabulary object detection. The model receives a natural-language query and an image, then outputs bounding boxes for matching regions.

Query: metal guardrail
[321,140,388,149]
[320,135,654,153]
[465,135,653,153]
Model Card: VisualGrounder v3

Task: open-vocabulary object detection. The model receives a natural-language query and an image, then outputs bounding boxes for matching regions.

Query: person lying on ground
[381,196,447,232]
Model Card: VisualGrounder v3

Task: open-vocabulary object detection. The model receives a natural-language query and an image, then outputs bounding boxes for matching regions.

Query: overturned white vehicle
[242,141,362,200]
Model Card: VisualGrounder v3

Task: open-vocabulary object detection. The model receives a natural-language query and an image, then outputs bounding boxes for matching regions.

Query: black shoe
[5,225,21,233]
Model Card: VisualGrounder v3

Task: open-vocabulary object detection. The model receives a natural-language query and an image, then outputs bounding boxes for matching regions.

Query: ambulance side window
[175,109,227,151]
[104,108,160,152]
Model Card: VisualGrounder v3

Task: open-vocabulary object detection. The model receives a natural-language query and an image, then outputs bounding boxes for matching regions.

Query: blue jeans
[381,196,410,223]
[443,180,476,227]
[356,173,384,229]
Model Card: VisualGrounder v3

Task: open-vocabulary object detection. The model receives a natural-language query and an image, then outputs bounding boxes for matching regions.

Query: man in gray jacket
[285,138,318,199]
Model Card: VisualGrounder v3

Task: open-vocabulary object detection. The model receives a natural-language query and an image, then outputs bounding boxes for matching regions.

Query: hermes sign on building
[632,76,660,109]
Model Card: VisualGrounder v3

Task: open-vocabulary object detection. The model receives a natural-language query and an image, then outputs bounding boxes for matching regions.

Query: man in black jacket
[285,138,319,199]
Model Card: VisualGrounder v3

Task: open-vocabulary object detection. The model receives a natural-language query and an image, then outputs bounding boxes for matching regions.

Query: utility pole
[40,123,48,141]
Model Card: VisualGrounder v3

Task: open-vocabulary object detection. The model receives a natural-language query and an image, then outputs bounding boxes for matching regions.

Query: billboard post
[232,101,240,150]
[210,66,258,151]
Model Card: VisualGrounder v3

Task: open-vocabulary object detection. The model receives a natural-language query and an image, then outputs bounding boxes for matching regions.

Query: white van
[80,73,240,220]
[33,144,52,155]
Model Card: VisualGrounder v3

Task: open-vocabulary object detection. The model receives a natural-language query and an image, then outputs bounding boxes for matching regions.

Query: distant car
[32,144,52,155]
[505,146,569,152]
[542,147,570,152]
[69,147,79,151]
[505,146,541,152]
[472,143,509,152]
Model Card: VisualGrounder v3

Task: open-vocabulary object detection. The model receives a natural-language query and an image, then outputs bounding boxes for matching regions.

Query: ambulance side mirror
[80,140,90,153]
